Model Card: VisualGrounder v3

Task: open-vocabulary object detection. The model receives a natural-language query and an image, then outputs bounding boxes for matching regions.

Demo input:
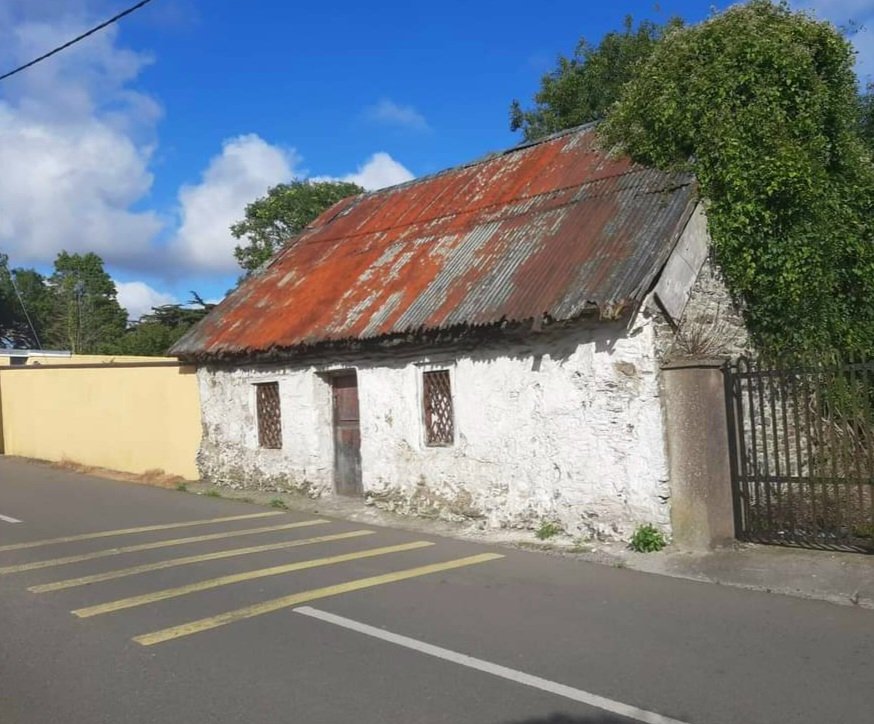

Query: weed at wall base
[629,523,667,552]
[535,521,563,540]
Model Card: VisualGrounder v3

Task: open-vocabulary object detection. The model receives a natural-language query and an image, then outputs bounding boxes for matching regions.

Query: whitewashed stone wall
[196,311,672,540]
[197,362,335,498]
[658,258,750,361]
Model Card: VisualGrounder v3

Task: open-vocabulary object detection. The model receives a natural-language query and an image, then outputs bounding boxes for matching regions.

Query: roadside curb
[26,459,869,614]
[182,480,874,613]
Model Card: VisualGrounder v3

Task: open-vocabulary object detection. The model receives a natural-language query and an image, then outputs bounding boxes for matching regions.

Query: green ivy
[601,1,874,359]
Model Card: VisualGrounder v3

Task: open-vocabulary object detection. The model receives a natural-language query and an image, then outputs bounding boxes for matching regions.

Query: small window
[422,370,454,446]
[256,382,282,449]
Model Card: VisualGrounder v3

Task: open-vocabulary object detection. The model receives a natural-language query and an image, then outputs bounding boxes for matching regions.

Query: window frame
[418,365,456,448]
[253,380,283,450]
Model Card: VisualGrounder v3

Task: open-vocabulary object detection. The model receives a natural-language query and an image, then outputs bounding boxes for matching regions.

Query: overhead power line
[0,0,155,83]
[10,275,42,350]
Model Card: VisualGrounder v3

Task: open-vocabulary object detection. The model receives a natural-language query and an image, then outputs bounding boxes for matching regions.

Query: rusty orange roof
[172,124,696,361]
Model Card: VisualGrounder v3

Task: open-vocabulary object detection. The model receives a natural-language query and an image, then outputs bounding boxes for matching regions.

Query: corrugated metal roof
[172,125,696,361]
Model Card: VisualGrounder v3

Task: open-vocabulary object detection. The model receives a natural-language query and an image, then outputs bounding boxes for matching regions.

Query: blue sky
[1,0,871,320]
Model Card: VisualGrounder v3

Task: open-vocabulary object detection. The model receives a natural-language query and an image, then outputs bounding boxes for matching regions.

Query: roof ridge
[505,121,601,153]
[295,167,688,251]
[324,123,602,216]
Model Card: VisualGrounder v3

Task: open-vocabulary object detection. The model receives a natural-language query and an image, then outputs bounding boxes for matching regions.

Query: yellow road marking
[133,553,504,646]
[29,530,375,593]
[0,520,328,574]
[74,541,434,617]
[0,512,284,553]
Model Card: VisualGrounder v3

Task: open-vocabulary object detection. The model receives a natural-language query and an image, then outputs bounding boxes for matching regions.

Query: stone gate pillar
[661,359,736,549]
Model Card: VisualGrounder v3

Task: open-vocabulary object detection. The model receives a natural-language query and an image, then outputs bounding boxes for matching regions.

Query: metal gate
[725,357,874,551]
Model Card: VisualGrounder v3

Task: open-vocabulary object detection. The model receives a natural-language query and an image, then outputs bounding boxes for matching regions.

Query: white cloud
[364,99,429,131]
[0,5,163,270]
[0,4,415,280]
[115,280,176,321]
[793,1,874,81]
[173,143,414,273]
[169,134,299,274]
[340,153,415,191]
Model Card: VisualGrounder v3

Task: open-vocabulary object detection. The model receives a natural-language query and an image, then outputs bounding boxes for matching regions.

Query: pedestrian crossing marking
[0,519,328,574]
[29,530,375,593]
[74,540,434,617]
[133,553,504,646]
[0,512,284,553]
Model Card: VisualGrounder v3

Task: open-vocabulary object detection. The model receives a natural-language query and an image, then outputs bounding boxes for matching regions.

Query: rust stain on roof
[173,124,696,360]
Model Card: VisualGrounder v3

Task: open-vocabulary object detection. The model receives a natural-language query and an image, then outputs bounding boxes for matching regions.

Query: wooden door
[332,372,362,496]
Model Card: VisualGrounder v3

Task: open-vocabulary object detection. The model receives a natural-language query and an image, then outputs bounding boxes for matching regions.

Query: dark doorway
[331,372,362,496]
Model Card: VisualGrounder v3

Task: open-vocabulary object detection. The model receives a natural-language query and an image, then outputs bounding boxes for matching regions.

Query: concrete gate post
[661,359,736,550]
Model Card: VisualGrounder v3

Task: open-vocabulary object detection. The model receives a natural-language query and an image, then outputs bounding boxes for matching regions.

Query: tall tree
[232,180,363,275]
[601,0,874,357]
[45,252,127,353]
[509,16,682,141]
[0,255,50,348]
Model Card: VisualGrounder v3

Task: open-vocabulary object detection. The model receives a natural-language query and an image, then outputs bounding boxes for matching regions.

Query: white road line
[0,513,22,524]
[294,607,689,724]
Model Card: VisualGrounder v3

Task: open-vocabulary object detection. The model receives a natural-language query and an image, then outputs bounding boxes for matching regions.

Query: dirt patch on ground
[10,456,192,489]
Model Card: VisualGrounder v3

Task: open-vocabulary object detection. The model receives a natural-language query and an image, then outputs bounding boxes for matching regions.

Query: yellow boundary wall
[0,357,201,479]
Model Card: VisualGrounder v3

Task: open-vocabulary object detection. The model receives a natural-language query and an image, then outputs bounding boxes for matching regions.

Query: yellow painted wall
[0,353,169,366]
[0,362,201,479]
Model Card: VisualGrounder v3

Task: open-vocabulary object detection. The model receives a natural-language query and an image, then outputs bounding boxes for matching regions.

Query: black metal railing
[726,357,874,552]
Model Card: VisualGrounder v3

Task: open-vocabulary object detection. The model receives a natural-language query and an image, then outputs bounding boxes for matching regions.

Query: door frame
[329,370,363,496]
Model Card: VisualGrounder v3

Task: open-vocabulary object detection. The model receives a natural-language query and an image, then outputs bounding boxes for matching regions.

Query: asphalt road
[1,458,872,724]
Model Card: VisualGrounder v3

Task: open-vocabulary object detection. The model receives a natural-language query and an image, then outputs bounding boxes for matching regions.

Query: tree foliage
[861,83,874,155]
[44,252,128,354]
[114,296,214,356]
[509,16,683,141]
[600,1,874,357]
[0,255,50,348]
[232,180,363,275]
[0,252,215,357]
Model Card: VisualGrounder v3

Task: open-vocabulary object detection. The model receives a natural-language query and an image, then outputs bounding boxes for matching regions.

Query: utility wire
[10,275,42,350]
[0,0,155,83]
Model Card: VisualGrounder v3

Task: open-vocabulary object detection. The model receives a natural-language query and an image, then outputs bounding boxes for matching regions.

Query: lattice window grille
[423,370,454,446]
[256,382,282,449]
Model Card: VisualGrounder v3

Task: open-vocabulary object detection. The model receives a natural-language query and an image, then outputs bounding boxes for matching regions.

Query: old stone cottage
[172,124,743,539]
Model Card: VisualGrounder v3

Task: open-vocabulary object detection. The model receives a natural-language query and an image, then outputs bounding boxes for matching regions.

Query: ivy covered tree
[600,0,874,357]
[509,16,682,141]
[511,1,874,357]
[232,180,363,275]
